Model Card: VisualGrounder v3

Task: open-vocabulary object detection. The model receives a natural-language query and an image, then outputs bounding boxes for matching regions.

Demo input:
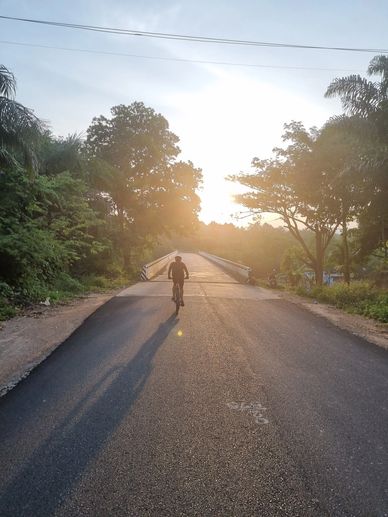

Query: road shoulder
[278,290,388,350]
[0,290,120,396]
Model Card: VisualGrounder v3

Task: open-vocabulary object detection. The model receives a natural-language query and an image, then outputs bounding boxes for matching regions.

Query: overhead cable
[0,40,363,72]
[1,14,387,54]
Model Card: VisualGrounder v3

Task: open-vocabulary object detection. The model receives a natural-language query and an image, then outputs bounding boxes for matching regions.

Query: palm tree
[0,65,43,172]
[325,55,388,116]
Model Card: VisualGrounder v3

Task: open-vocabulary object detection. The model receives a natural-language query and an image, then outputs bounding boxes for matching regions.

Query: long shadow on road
[0,311,178,517]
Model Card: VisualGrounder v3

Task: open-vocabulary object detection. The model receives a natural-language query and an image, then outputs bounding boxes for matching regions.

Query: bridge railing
[199,251,252,283]
[140,251,177,281]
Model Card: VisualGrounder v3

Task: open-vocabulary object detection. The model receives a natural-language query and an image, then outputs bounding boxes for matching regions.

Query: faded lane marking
[227,401,269,425]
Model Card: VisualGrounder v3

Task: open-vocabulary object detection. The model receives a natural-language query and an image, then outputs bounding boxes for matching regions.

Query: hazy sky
[1,1,387,223]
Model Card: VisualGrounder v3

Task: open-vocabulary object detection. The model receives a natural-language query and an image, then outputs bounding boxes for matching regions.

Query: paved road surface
[0,253,387,516]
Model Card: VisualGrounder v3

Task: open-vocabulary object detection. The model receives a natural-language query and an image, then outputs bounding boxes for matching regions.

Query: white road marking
[226,401,269,425]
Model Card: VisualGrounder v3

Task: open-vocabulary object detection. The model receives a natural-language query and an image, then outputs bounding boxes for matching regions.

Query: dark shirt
[168,261,189,280]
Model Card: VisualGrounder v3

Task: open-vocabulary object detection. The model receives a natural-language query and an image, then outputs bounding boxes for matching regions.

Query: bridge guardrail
[140,251,177,281]
[198,251,252,283]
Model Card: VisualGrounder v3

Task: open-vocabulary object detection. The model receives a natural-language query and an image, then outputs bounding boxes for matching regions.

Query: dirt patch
[0,291,120,397]
[279,290,388,350]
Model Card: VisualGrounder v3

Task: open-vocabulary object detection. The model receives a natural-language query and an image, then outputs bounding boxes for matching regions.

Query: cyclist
[168,255,189,306]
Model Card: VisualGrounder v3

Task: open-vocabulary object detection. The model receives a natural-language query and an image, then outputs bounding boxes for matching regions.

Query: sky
[1,0,388,224]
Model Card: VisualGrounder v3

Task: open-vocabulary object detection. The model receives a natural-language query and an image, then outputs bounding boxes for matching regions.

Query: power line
[0,39,363,73]
[1,14,388,54]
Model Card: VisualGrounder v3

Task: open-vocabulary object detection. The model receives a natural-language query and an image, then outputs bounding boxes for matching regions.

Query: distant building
[324,273,344,286]
[302,271,344,287]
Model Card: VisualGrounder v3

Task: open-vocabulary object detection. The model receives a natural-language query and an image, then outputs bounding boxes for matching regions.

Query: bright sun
[199,176,245,224]
[168,67,332,225]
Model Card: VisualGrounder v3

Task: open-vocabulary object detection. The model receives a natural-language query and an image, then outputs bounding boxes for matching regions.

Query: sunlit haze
[2,0,387,223]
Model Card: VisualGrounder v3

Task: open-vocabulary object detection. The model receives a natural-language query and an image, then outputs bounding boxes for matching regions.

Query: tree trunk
[118,205,131,271]
[315,230,324,286]
[342,216,350,284]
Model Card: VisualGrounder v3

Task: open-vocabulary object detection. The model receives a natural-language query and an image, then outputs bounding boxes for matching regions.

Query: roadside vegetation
[0,65,202,320]
[297,282,388,323]
[230,56,388,291]
[225,56,387,322]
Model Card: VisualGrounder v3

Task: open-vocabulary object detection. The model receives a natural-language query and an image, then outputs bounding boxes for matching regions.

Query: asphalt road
[0,253,387,516]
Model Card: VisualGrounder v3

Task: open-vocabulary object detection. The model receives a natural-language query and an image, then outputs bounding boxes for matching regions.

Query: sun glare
[167,68,332,224]
[199,177,245,224]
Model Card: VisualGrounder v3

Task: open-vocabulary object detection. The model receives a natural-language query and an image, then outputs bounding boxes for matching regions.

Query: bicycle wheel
[175,284,180,315]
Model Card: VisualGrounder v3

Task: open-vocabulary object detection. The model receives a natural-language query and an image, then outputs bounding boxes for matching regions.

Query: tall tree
[230,122,343,285]
[85,102,202,270]
[314,119,363,282]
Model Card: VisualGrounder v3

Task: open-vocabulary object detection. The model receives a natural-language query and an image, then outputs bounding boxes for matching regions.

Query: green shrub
[52,272,84,294]
[360,294,388,322]
[296,281,388,323]
[14,277,50,304]
[81,274,111,290]
[0,281,13,299]
[81,273,129,291]
[295,286,310,297]
[0,282,17,320]
[0,301,17,321]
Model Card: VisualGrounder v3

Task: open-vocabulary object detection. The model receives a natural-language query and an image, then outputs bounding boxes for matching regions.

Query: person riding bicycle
[168,255,189,306]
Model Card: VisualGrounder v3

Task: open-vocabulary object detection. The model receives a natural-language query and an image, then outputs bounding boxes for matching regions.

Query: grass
[295,281,388,323]
[0,273,131,322]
